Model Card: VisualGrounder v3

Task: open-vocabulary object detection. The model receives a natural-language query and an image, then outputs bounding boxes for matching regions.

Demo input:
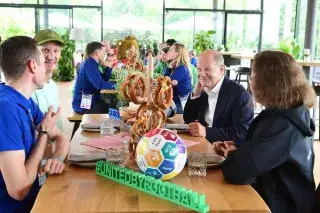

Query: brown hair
[145,49,154,57]
[251,50,316,109]
[0,36,40,81]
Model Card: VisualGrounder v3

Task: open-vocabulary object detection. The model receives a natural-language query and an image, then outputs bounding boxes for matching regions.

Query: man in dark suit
[183,50,254,146]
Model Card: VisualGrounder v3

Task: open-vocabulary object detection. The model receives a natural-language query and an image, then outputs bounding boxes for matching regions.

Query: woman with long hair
[165,43,193,113]
[215,50,316,213]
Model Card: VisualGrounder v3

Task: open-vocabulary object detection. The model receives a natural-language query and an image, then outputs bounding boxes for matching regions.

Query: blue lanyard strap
[27,108,36,144]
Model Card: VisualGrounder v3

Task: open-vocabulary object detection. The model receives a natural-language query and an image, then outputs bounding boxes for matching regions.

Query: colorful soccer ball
[136,128,187,180]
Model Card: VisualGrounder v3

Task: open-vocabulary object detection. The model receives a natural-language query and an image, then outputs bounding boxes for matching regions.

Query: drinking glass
[106,148,125,167]
[100,117,114,136]
[188,152,207,176]
[304,49,311,61]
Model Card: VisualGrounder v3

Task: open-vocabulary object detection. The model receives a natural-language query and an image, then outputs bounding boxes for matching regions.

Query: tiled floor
[56,81,320,185]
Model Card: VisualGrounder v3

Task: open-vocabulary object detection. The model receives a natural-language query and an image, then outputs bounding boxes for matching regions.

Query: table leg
[70,121,81,140]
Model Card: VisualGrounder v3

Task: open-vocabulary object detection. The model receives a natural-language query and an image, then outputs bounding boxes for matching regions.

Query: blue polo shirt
[190,57,197,67]
[72,56,115,113]
[164,64,192,98]
[0,84,44,213]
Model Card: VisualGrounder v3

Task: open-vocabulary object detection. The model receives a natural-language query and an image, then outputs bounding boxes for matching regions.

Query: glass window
[166,0,224,9]
[225,0,261,10]
[194,12,224,48]
[38,9,71,36]
[295,0,307,59]
[315,0,320,60]
[262,0,296,50]
[0,0,37,3]
[165,11,194,49]
[226,14,260,52]
[0,7,35,40]
[39,0,100,6]
[103,0,163,50]
[73,8,101,42]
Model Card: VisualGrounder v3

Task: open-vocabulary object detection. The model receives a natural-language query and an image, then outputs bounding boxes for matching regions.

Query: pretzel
[120,79,130,101]
[129,73,147,104]
[132,102,167,138]
[134,62,145,72]
[154,76,173,109]
[135,102,166,124]
[120,73,147,104]
[132,117,148,138]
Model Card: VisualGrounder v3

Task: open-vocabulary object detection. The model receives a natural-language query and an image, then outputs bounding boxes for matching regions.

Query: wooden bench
[67,111,83,140]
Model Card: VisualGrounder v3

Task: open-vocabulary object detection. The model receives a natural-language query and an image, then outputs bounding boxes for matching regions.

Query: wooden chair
[67,111,83,140]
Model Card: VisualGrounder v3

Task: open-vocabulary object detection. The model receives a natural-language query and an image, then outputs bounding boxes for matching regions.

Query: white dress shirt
[204,76,224,127]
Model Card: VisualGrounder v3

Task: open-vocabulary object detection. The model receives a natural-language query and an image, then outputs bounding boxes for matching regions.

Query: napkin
[183,139,200,148]
[81,135,124,150]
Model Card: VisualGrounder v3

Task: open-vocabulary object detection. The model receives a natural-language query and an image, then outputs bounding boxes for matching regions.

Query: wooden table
[296,60,320,67]
[220,51,241,56]
[231,54,320,67]
[32,115,270,213]
[231,53,254,60]
[101,89,118,94]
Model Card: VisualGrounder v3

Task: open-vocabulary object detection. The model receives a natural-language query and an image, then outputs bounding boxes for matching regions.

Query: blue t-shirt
[190,57,197,67]
[0,84,44,213]
[72,56,115,113]
[164,64,192,98]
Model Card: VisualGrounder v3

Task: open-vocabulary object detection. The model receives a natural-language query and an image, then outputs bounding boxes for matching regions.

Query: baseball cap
[34,29,64,46]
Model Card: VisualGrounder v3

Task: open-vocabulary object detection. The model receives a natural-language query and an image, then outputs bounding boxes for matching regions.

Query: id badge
[80,94,93,110]
[38,159,47,186]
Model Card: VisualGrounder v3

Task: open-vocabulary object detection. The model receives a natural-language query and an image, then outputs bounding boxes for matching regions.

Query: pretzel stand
[128,55,154,160]
[146,55,153,132]
[120,55,173,164]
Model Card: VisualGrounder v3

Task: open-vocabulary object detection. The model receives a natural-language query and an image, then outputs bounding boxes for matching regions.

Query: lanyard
[27,108,36,145]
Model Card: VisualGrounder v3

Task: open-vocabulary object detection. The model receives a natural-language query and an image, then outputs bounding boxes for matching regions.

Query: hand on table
[39,157,65,176]
[189,122,206,137]
[213,141,237,158]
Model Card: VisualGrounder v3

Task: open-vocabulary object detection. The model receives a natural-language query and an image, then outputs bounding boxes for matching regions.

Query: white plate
[165,123,189,130]
[82,127,117,132]
[206,154,225,164]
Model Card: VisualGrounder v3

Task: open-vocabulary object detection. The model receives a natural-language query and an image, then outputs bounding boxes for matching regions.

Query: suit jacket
[183,77,254,146]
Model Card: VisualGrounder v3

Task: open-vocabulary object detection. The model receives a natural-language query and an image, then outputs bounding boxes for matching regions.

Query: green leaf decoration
[53,30,76,82]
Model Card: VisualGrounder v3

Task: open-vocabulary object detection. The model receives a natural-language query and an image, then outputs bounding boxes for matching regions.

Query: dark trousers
[80,99,110,114]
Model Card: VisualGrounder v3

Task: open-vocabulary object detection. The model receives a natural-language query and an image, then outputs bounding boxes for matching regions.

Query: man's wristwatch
[39,130,48,137]
[39,126,49,137]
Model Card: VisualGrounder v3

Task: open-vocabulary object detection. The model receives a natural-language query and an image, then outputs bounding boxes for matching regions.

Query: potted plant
[53,30,76,81]
[278,37,301,59]
[194,30,216,55]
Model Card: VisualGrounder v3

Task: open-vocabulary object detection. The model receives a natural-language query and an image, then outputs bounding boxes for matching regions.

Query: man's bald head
[197,50,225,90]
[198,50,224,67]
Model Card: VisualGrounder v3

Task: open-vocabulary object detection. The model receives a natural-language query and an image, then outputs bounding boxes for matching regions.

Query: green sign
[96,161,210,213]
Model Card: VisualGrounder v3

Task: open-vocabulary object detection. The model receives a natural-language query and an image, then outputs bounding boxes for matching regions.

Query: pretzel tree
[120,55,173,160]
